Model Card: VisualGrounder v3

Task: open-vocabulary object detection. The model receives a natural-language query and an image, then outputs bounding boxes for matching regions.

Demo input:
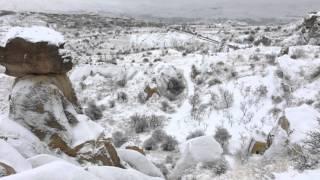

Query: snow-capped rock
[0,161,100,180]
[117,149,164,178]
[0,26,72,77]
[0,26,64,47]
[169,136,223,179]
[87,166,164,180]
[0,140,32,173]
[0,115,48,157]
[285,104,320,144]
[27,154,79,169]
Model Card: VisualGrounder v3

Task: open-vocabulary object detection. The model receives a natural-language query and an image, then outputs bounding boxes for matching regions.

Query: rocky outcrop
[169,136,223,179]
[0,140,32,175]
[117,149,163,178]
[0,162,16,177]
[76,137,123,168]
[155,65,186,101]
[9,75,81,144]
[0,38,72,77]
[302,12,320,45]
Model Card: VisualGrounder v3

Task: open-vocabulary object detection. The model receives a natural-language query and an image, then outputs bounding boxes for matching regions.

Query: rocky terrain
[0,10,319,180]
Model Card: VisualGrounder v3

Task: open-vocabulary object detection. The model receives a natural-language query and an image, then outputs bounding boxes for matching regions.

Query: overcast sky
[0,0,319,19]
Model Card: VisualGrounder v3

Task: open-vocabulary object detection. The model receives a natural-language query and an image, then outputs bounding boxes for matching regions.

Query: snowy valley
[0,10,319,180]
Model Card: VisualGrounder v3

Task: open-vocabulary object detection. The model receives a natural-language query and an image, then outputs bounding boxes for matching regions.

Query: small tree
[84,101,103,120]
[214,127,231,152]
[304,119,320,154]
[219,88,234,109]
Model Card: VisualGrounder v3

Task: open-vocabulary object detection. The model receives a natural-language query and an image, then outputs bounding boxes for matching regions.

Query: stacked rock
[0,27,122,167]
[0,27,80,144]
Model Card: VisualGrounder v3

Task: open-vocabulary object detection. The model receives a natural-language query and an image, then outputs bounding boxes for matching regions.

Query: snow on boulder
[285,104,320,144]
[0,26,64,47]
[87,166,164,180]
[264,127,289,159]
[169,136,223,179]
[27,154,79,169]
[117,149,163,178]
[71,114,104,147]
[154,64,186,101]
[181,135,223,162]
[0,161,100,180]
[10,75,75,144]
[0,140,32,173]
[0,115,48,158]
[0,26,71,77]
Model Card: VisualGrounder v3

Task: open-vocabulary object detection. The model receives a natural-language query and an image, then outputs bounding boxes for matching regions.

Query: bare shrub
[116,75,127,87]
[186,130,205,140]
[214,127,231,152]
[265,54,277,65]
[201,158,228,176]
[289,144,319,172]
[220,88,234,109]
[240,101,254,124]
[290,49,306,59]
[191,64,201,80]
[149,115,164,129]
[108,100,116,108]
[272,95,283,104]
[130,114,164,133]
[161,135,178,151]
[112,131,128,147]
[152,129,168,142]
[143,138,158,150]
[160,101,174,113]
[269,107,282,117]
[304,119,320,154]
[137,92,147,104]
[84,101,103,120]
[208,78,222,86]
[117,91,128,103]
[189,94,201,111]
[254,85,268,98]
[130,114,149,133]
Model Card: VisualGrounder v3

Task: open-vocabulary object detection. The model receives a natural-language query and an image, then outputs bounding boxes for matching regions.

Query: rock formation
[302,12,320,45]
[0,27,122,167]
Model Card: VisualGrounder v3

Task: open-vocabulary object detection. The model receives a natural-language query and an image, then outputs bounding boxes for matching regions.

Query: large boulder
[0,26,71,77]
[27,154,79,169]
[0,115,48,158]
[0,161,101,180]
[0,38,72,77]
[155,65,186,101]
[169,136,223,179]
[9,75,80,144]
[284,104,320,144]
[0,140,32,174]
[87,166,164,180]
[76,137,123,168]
[117,149,163,178]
